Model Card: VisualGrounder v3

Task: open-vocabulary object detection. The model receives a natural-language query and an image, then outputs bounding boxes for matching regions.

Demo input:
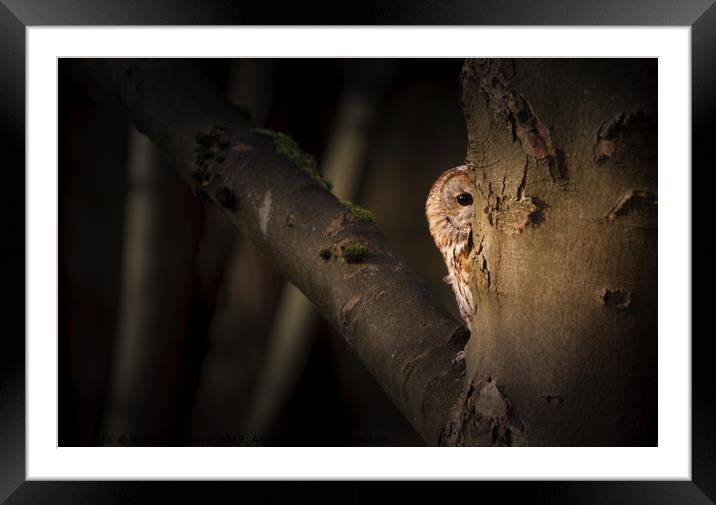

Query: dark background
[58,58,467,447]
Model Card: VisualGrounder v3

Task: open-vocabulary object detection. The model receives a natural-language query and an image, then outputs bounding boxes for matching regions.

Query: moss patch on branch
[341,243,366,264]
[193,127,231,187]
[251,128,332,191]
[339,199,375,223]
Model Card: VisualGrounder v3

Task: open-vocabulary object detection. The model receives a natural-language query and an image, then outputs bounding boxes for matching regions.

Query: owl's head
[425,165,474,246]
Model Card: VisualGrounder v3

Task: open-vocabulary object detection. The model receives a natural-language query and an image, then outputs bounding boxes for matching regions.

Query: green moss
[194,127,231,166]
[341,243,366,264]
[251,128,332,191]
[194,127,235,187]
[215,186,236,210]
[319,248,332,261]
[191,164,214,186]
[194,130,218,178]
[339,199,375,223]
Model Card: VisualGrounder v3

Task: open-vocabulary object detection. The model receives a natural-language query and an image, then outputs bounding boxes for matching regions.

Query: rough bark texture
[449,59,657,446]
[76,59,467,445]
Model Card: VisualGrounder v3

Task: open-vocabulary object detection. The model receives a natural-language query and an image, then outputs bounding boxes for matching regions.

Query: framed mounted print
[1,1,712,503]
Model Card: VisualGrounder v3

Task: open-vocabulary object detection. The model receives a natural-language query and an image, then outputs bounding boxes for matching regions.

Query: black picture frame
[1,1,712,503]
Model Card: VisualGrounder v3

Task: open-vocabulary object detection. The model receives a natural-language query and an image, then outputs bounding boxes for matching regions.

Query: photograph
[58,57,657,448]
[1,1,711,499]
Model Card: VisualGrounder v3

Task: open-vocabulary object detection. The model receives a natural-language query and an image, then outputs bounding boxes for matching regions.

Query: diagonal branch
[76,58,468,445]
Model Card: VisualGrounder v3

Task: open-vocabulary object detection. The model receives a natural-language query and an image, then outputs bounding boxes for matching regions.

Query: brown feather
[425,166,475,327]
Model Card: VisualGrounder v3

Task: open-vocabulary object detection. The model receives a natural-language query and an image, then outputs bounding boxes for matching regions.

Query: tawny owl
[426,165,475,327]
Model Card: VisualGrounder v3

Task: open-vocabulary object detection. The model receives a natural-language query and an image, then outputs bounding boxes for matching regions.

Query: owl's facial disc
[441,171,474,232]
[426,165,476,245]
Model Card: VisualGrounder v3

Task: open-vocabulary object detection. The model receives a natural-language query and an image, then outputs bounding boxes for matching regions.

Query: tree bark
[77,59,467,446]
[445,59,657,446]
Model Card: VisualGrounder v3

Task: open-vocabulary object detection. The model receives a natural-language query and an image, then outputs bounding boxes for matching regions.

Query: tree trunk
[445,59,657,446]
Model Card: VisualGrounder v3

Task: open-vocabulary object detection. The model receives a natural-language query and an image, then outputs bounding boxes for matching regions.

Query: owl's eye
[456,193,473,206]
